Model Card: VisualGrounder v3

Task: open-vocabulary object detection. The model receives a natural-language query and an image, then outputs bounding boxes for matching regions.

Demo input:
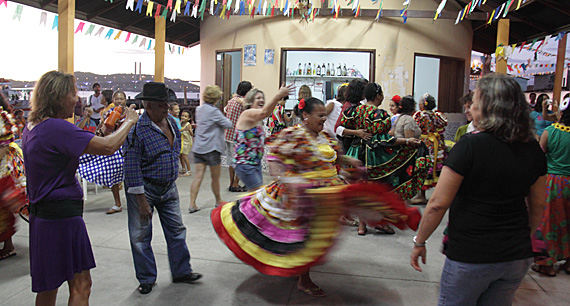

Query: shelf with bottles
[285,75,361,80]
[286,63,365,79]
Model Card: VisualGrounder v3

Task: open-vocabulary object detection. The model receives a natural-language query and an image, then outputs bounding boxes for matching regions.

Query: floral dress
[0,143,27,242]
[413,110,448,189]
[341,104,430,200]
[211,125,420,277]
[533,123,570,266]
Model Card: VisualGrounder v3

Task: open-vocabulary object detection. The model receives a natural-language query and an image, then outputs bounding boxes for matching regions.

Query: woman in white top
[324,84,347,137]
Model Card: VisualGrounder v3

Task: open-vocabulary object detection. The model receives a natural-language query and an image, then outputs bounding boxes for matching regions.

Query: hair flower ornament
[298,98,306,110]
[560,97,569,112]
[392,95,401,103]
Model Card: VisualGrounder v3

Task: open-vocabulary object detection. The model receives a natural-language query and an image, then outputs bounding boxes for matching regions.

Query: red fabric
[334,102,352,133]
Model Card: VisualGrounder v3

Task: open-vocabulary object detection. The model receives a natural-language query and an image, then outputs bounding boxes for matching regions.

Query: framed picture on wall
[244,44,257,66]
[264,49,275,65]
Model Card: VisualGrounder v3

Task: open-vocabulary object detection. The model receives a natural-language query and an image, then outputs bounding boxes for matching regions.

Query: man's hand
[136,194,152,222]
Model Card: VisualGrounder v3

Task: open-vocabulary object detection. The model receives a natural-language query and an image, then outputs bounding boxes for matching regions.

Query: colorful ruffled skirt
[0,176,26,242]
[211,176,420,277]
[346,135,431,200]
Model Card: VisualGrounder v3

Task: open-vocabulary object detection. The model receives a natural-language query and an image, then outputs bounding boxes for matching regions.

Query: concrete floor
[1,167,569,306]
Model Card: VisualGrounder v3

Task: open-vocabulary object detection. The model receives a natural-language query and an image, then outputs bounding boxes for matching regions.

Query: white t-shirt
[324,99,343,137]
[88,94,103,120]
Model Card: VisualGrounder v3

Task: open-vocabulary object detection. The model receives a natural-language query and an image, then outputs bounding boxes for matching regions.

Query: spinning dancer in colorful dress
[0,107,26,261]
[341,82,429,235]
[532,97,570,277]
[411,93,448,204]
[211,97,421,297]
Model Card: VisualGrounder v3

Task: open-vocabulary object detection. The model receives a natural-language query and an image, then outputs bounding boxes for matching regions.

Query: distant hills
[9,72,200,92]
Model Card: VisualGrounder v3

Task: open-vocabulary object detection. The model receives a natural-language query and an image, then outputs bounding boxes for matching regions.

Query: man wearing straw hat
[124,82,202,295]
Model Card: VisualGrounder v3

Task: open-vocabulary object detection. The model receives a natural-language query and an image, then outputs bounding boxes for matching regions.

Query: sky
[0,2,201,82]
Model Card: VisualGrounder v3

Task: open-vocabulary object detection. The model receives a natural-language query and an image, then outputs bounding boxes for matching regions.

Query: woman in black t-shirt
[410,74,547,306]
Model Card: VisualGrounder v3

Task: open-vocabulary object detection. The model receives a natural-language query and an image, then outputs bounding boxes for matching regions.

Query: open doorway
[215,49,242,108]
[413,54,465,113]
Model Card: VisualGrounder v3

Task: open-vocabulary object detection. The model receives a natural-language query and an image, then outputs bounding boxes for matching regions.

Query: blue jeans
[126,182,192,285]
[439,257,532,306]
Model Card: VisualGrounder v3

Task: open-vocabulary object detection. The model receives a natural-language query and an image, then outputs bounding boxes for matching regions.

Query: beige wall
[200,4,472,103]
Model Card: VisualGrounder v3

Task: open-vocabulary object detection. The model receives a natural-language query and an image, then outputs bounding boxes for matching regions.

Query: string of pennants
[451,0,527,25]
[0,1,189,54]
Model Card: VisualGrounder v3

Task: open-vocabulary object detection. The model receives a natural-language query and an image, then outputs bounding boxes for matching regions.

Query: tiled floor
[1,168,568,305]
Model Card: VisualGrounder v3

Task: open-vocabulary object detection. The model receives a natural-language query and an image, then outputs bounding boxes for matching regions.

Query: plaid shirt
[123,112,181,194]
[224,95,244,142]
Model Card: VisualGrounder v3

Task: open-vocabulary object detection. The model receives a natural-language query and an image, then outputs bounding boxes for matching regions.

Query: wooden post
[58,0,74,74]
[154,17,166,82]
[496,19,510,75]
[552,34,567,111]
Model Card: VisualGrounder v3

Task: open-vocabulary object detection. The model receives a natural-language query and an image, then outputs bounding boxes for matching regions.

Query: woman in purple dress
[22,71,139,305]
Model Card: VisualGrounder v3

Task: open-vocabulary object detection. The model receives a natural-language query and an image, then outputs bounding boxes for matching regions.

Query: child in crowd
[169,102,181,129]
[180,109,194,176]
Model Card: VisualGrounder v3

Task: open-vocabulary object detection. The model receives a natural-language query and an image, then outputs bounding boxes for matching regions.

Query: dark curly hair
[293,97,324,117]
[398,95,416,114]
[236,81,253,96]
[363,83,383,102]
[345,79,367,105]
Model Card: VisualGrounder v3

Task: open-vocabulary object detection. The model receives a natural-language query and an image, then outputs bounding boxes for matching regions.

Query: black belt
[29,199,84,220]
[143,178,172,187]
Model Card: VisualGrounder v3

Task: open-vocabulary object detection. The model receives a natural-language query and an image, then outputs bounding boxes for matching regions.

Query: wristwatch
[413,236,426,247]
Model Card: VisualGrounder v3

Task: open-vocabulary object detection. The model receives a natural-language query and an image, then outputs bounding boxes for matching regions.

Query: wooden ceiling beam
[87,0,127,21]
[39,0,56,9]
[539,0,570,18]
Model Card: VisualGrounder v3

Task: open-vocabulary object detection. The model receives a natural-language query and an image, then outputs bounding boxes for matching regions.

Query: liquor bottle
[307,63,312,76]
[298,63,302,75]
[326,63,331,76]
[303,63,307,75]
[336,64,342,76]
[342,64,347,76]
[316,64,321,76]
[331,63,335,76]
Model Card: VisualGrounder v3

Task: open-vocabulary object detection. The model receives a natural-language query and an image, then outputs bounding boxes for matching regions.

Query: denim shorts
[234,163,263,191]
[438,257,532,306]
[193,151,221,166]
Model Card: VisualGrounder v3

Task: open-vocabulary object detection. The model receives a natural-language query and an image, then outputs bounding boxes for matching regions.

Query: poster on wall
[264,49,274,65]
[244,44,257,66]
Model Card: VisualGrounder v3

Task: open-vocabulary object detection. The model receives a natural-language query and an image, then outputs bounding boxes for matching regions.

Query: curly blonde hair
[28,70,76,124]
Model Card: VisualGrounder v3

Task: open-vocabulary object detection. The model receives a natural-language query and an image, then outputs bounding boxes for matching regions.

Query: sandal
[298,286,326,297]
[106,205,122,214]
[531,264,556,277]
[0,250,16,261]
[188,207,201,213]
[358,228,367,236]
[375,225,395,235]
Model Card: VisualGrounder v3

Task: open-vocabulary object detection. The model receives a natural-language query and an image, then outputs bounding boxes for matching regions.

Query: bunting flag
[518,41,526,52]
[52,15,58,30]
[85,24,95,35]
[469,0,476,13]
[75,22,85,33]
[40,11,47,26]
[213,2,220,15]
[161,5,169,18]
[434,0,446,21]
[375,0,384,21]
[487,9,494,24]
[175,0,182,13]
[494,3,504,20]
[191,1,198,17]
[400,0,410,23]
[132,35,139,44]
[13,4,23,21]
[210,0,215,15]
[516,0,522,10]
[226,7,231,18]
[155,4,162,17]
[355,4,360,17]
[262,0,268,16]
[184,0,191,15]
[250,5,255,18]
[139,37,147,48]
[503,0,513,17]
[146,2,154,16]
[171,9,177,22]
[104,29,114,39]
[125,32,131,42]
[219,5,226,18]
[529,38,538,49]
[271,5,275,18]
[167,0,174,9]
[94,26,105,37]
[126,0,135,11]
[135,0,144,13]
[113,30,122,40]
[455,9,462,24]
[147,39,152,50]
[0,0,7,8]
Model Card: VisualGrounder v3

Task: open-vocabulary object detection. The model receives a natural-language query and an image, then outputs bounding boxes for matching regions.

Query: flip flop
[531,264,556,277]
[0,250,16,261]
[106,205,122,214]
[188,207,201,214]
[375,225,395,235]
[298,286,326,297]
